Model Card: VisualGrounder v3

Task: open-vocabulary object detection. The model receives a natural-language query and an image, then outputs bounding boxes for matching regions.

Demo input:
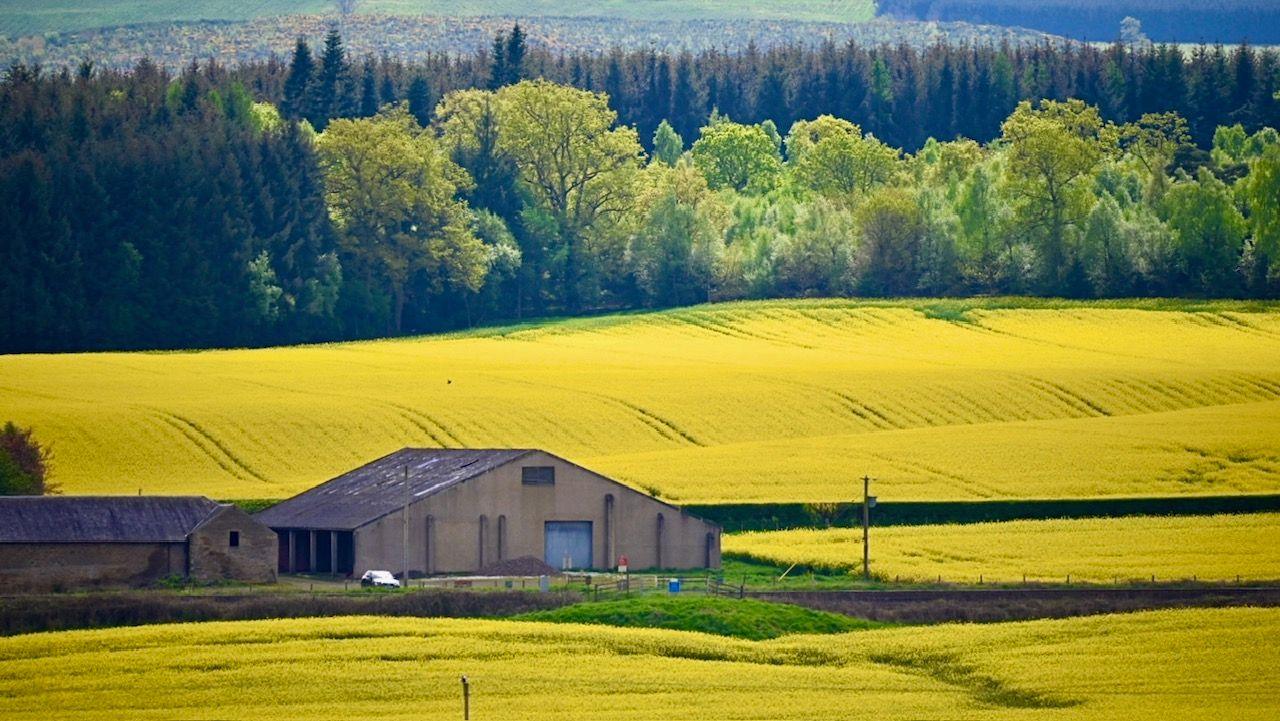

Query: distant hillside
[0,13,1056,70]
[879,1,1280,44]
[0,0,873,38]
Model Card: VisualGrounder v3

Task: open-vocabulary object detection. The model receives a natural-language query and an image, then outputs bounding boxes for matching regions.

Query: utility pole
[402,465,409,585]
[861,475,875,582]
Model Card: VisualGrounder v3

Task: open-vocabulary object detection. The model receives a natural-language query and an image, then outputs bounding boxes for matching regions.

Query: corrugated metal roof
[0,496,221,543]
[254,449,534,531]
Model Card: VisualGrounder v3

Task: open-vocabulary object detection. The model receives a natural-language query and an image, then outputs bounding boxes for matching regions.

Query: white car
[360,570,402,588]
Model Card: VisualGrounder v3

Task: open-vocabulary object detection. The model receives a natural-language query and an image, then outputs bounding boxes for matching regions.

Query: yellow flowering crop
[725,512,1280,583]
[0,608,1275,720]
[3,299,1280,502]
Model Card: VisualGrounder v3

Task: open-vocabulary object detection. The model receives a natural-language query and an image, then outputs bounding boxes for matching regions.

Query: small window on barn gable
[522,466,555,485]
[229,531,240,547]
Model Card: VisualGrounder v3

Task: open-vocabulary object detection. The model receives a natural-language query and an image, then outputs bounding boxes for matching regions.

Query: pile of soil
[476,556,560,577]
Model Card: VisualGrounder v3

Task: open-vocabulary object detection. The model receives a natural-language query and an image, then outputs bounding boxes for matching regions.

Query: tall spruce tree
[406,75,433,127]
[281,38,313,121]
[359,62,379,117]
[310,27,349,131]
[488,31,508,90]
[505,23,527,86]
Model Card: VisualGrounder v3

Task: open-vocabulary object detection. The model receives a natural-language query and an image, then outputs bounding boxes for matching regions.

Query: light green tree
[1120,112,1190,202]
[854,187,927,296]
[1241,143,1280,280]
[1079,194,1136,295]
[954,163,1022,291]
[1161,169,1248,291]
[773,198,859,296]
[785,115,901,198]
[628,161,730,305]
[999,98,1114,291]
[690,120,784,193]
[493,80,642,309]
[317,105,488,333]
[652,120,685,167]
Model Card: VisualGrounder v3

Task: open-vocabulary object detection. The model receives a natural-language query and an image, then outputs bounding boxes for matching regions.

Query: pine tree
[488,31,507,90]
[281,38,313,121]
[359,62,379,117]
[310,27,349,131]
[407,75,432,127]
[1231,43,1257,126]
[755,60,789,129]
[671,53,700,143]
[505,23,527,86]
[379,72,396,106]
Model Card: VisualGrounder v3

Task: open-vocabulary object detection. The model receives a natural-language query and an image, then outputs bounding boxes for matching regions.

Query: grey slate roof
[254,448,534,531]
[0,496,222,543]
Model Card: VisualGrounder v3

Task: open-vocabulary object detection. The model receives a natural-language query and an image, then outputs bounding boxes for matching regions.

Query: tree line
[879,1,1280,45]
[243,28,1280,155]
[1,28,1278,353]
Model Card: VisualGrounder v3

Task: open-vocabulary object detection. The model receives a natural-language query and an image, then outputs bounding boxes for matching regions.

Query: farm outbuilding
[254,449,721,577]
[0,496,277,591]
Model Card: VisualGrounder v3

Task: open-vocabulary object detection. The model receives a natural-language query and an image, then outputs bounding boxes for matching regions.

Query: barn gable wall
[354,451,720,575]
[188,506,278,584]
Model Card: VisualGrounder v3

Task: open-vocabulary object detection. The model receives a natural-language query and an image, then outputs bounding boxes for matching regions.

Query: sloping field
[0,609,1276,719]
[725,513,1280,583]
[4,299,1280,502]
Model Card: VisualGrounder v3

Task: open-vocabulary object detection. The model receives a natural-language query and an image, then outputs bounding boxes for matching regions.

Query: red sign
[618,555,629,571]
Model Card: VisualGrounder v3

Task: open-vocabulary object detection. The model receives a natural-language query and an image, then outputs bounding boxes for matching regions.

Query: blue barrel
[668,578,681,594]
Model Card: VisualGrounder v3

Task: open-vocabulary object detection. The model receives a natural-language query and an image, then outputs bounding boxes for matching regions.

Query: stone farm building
[0,496,277,591]
[255,449,721,576]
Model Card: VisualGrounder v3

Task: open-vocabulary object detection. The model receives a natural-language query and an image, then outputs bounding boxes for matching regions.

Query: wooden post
[461,675,470,720]
[287,531,296,574]
[861,475,872,582]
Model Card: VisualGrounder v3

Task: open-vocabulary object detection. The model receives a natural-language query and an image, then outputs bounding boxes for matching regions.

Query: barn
[0,496,278,591]
[255,449,721,577]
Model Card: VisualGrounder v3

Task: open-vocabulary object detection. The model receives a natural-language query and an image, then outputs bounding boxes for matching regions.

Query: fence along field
[725,513,1280,583]
[4,299,1280,503]
[0,608,1275,719]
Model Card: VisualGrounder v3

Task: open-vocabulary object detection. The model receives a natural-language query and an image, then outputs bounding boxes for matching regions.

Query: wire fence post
[461,675,469,720]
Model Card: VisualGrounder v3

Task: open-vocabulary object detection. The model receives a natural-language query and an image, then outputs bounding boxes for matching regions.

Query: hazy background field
[6,299,1279,504]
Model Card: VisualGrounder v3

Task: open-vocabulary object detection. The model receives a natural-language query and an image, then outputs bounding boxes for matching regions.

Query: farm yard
[0,608,1276,720]
[724,513,1280,584]
[4,299,1280,504]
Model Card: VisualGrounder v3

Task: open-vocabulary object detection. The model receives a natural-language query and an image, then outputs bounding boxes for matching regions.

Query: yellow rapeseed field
[4,299,1280,502]
[0,609,1275,720]
[724,513,1280,583]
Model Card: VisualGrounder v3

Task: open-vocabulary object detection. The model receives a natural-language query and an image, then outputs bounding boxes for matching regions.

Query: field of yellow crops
[725,513,1280,583]
[4,299,1280,502]
[0,608,1275,720]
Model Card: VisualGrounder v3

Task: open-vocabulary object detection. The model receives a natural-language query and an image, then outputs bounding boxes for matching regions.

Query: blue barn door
[545,521,593,570]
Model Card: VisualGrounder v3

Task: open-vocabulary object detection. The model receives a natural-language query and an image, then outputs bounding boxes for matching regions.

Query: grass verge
[512,594,882,640]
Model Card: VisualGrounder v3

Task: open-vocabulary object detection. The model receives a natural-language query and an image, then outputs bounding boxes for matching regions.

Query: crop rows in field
[0,609,1276,719]
[3,299,1280,502]
[724,513,1280,583]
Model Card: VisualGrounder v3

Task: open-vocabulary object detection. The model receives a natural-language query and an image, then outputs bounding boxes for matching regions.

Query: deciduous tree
[317,105,487,332]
